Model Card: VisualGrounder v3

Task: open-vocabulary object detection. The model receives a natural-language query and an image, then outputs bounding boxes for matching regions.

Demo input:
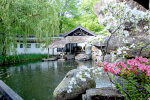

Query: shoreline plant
[98,56,150,100]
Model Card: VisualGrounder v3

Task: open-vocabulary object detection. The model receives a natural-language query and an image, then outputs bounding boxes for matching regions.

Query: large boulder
[94,0,147,24]
[53,69,96,100]
[115,57,127,63]
[94,0,150,58]
[75,54,91,61]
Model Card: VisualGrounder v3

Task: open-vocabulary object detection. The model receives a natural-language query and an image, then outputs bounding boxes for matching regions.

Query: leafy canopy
[0,0,60,55]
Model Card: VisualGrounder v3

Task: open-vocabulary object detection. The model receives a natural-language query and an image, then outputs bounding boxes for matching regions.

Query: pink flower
[114,68,121,74]
[138,56,148,63]
[102,62,109,66]
[138,64,146,72]
[129,65,136,71]
[108,67,114,73]
[109,63,116,68]
[127,59,135,65]
[117,62,127,69]
[148,97,150,100]
[143,58,149,63]
[103,66,109,72]
[135,56,139,60]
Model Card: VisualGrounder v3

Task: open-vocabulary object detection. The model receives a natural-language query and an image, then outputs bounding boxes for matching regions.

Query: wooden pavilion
[48,24,97,56]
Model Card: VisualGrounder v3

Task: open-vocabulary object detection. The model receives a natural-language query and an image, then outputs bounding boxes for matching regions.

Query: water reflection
[0,60,113,100]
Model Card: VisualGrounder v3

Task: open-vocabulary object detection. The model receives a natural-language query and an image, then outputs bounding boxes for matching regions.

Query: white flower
[144,26,149,29]
[67,89,72,93]
[80,78,86,82]
[130,44,135,48]
[123,51,127,54]
[117,49,122,55]
[68,85,73,89]
[117,46,129,55]
[84,72,91,78]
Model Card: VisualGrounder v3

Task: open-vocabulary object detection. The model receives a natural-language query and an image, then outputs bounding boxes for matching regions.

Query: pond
[0,60,113,100]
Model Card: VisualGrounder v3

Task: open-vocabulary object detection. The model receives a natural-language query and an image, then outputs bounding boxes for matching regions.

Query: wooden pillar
[48,48,49,58]
[62,48,64,59]
[52,48,54,56]
[70,43,71,54]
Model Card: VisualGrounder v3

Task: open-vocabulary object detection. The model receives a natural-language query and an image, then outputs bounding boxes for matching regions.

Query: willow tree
[0,0,60,56]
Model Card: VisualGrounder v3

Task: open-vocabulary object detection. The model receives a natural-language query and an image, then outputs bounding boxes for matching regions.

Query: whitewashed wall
[10,43,57,55]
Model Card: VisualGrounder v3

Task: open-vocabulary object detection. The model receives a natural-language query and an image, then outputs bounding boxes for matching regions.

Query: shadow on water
[0,60,113,100]
[0,60,95,100]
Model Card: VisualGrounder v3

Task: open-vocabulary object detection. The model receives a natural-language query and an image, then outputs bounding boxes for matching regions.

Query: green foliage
[0,54,50,66]
[75,14,104,34]
[148,58,150,64]
[0,0,60,55]
[60,0,104,34]
[79,0,99,14]
[112,71,150,100]
[58,0,79,33]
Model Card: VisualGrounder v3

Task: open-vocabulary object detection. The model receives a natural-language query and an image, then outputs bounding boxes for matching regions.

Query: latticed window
[36,44,40,48]
[20,44,23,48]
[27,44,31,48]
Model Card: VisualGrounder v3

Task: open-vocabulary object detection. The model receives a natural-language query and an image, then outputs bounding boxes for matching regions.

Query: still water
[0,61,94,100]
[0,60,113,100]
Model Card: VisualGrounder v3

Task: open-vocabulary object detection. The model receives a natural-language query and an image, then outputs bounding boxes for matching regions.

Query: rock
[94,0,146,24]
[115,57,127,63]
[53,69,96,100]
[94,0,150,58]
[126,35,150,57]
[92,46,103,62]
[66,54,75,60]
[75,54,91,61]
[85,44,92,55]
[58,59,65,62]
[82,88,125,100]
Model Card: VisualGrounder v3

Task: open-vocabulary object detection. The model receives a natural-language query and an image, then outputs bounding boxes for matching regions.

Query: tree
[79,0,99,14]
[0,0,60,56]
[58,0,79,33]
[89,2,150,60]
[59,0,104,34]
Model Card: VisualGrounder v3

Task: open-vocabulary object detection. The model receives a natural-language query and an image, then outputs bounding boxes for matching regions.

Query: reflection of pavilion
[48,25,97,56]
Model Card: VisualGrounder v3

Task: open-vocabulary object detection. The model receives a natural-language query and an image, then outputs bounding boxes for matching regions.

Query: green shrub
[0,54,51,65]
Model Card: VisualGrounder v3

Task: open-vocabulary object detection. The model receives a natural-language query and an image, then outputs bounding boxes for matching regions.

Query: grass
[0,54,51,66]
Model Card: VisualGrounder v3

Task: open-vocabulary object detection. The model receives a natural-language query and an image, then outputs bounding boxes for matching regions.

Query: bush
[0,54,50,65]
[98,56,150,100]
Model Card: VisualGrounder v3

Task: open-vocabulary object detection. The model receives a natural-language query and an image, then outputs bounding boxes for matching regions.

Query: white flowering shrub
[67,66,102,93]
[102,2,150,35]
[88,2,150,58]
[88,34,109,45]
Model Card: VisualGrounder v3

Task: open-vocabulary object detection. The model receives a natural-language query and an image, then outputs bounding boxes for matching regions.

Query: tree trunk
[59,21,63,33]
[1,32,6,56]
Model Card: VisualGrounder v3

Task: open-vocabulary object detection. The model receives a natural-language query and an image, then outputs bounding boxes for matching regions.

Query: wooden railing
[0,80,23,100]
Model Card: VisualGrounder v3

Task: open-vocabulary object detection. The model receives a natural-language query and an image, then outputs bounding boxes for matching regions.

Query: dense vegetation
[0,54,49,66]
[60,0,104,34]
[0,0,60,56]
[0,0,104,65]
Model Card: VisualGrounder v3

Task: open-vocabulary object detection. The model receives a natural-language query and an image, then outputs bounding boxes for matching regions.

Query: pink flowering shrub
[102,56,150,77]
[98,56,150,99]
